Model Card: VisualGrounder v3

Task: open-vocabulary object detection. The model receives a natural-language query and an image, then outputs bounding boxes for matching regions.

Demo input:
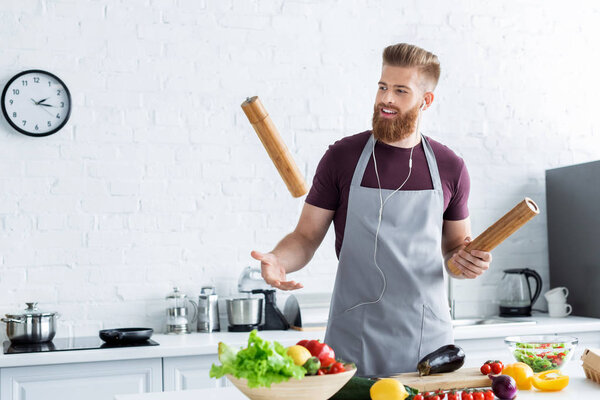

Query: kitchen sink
[451,317,536,328]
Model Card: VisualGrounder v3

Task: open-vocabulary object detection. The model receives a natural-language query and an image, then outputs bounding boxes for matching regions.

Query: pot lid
[165,287,187,300]
[5,302,57,318]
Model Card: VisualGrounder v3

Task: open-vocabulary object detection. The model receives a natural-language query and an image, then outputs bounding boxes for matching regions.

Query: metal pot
[1,302,59,344]
[226,298,262,326]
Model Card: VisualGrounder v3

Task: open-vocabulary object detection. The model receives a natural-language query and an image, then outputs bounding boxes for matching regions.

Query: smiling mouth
[380,107,398,116]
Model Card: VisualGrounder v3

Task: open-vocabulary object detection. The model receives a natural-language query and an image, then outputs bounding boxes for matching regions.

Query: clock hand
[39,105,54,117]
[38,98,50,104]
[39,103,55,107]
[31,98,39,105]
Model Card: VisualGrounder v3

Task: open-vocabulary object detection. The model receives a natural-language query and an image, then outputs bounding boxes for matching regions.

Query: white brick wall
[0,0,599,338]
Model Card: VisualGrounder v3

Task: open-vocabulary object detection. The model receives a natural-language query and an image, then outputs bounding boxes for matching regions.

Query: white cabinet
[162,355,228,391]
[0,358,162,400]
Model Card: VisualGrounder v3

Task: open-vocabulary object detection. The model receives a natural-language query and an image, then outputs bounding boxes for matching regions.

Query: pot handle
[1,317,25,324]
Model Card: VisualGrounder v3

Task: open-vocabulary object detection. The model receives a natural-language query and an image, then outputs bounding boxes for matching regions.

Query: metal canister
[197,286,220,332]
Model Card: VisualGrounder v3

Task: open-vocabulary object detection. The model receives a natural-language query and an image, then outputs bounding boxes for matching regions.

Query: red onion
[489,374,518,399]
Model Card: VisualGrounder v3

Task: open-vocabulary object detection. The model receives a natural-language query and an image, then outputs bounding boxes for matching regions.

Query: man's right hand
[250,250,304,291]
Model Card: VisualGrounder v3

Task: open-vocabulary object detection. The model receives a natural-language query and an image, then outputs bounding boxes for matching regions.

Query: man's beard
[371,102,420,143]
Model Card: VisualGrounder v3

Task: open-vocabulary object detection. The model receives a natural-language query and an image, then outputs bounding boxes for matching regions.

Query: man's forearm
[271,231,319,274]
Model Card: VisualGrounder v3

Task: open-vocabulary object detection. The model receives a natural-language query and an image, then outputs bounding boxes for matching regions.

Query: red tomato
[414,395,424,400]
[435,389,446,399]
[490,362,503,374]
[317,369,325,375]
[320,357,336,368]
[304,340,336,362]
[472,392,484,400]
[447,393,459,400]
[461,393,473,400]
[483,390,494,400]
[296,339,309,347]
[495,360,504,369]
[427,396,440,400]
[480,363,491,375]
[329,362,346,374]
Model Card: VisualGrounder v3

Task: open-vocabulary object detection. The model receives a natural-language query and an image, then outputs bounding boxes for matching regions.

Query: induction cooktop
[3,336,159,354]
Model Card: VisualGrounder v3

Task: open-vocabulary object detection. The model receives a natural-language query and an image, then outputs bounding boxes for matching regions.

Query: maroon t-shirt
[306,131,470,258]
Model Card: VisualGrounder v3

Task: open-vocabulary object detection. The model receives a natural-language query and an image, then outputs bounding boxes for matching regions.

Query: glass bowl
[504,335,578,372]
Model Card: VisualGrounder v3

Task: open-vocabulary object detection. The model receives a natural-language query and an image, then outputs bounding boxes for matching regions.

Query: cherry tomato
[483,390,494,400]
[423,392,433,397]
[427,396,440,400]
[329,362,346,374]
[317,369,325,375]
[472,392,484,400]
[320,357,336,368]
[494,360,504,369]
[435,389,446,399]
[461,393,473,400]
[490,362,503,374]
[296,339,309,347]
[447,392,459,400]
[480,363,492,375]
[414,395,424,400]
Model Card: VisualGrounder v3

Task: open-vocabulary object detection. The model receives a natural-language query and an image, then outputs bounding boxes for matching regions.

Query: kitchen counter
[2,313,600,368]
[114,358,600,399]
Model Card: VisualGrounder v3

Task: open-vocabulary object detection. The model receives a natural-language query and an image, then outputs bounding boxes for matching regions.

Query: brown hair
[382,43,440,91]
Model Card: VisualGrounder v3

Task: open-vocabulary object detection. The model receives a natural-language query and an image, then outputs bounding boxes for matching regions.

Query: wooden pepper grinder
[447,197,540,276]
[241,96,308,198]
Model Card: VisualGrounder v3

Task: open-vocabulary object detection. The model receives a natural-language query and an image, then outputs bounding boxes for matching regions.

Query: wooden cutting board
[388,367,492,391]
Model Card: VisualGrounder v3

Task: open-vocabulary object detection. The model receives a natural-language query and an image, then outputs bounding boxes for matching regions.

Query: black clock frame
[1,69,72,137]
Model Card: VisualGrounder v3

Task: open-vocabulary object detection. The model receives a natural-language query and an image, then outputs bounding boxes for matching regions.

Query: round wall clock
[1,69,72,137]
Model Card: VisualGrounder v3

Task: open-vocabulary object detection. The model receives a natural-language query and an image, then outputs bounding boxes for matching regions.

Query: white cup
[544,287,569,303]
[548,302,572,318]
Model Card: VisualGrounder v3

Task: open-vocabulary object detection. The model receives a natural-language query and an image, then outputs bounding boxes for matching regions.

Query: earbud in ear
[421,101,426,111]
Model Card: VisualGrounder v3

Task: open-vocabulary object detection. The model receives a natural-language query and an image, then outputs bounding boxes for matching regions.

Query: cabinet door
[163,355,227,391]
[0,358,162,400]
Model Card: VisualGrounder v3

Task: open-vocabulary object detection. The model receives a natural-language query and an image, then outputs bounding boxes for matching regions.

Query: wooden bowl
[226,366,356,400]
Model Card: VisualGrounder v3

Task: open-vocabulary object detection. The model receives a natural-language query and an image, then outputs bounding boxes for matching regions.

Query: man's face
[372,65,425,143]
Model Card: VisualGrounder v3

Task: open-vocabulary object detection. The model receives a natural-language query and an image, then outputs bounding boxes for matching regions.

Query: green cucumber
[330,376,418,400]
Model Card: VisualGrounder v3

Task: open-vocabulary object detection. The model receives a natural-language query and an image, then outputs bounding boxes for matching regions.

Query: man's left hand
[450,237,492,279]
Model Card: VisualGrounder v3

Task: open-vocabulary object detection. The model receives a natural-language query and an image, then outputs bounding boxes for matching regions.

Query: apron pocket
[324,307,365,369]
[418,304,454,361]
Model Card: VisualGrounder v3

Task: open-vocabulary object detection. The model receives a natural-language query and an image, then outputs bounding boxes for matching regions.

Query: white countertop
[2,313,600,368]
[114,356,600,400]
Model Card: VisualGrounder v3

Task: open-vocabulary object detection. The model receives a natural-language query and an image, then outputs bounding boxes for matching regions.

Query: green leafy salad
[209,330,305,388]
[513,342,570,372]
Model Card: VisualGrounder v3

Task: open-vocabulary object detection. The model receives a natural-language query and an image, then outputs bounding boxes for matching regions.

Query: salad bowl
[226,365,356,400]
[505,335,578,372]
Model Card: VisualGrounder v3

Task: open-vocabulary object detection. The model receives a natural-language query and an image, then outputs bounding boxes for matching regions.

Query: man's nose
[382,90,394,104]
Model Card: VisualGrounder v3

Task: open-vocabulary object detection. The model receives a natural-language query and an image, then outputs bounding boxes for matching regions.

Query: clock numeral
[48,81,51,87]
[47,121,52,127]
[56,113,61,119]
[56,90,61,96]
[22,120,26,126]
[35,124,39,131]
[12,112,16,118]
[60,102,64,108]
[12,89,19,95]
[21,80,28,86]
[9,99,13,105]
[34,77,40,83]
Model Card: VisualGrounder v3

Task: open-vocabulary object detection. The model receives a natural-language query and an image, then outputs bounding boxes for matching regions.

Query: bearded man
[251,43,492,377]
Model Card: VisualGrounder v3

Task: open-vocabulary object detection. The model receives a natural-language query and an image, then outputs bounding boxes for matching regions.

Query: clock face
[1,69,72,137]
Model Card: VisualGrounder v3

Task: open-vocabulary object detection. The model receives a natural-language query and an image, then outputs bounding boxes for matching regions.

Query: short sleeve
[305,146,339,211]
[443,158,470,221]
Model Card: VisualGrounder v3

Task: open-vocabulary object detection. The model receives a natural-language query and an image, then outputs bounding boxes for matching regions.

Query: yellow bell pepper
[503,362,534,390]
[531,369,569,391]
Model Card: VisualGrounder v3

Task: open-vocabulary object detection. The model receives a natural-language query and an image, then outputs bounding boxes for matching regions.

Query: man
[251,43,492,377]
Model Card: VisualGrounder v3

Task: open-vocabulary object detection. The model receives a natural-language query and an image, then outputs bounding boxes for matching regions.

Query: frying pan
[99,328,153,344]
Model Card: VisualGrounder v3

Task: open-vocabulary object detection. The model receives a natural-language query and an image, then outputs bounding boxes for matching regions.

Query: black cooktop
[3,336,159,354]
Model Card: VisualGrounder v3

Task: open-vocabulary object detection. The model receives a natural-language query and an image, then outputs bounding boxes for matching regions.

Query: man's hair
[382,43,440,91]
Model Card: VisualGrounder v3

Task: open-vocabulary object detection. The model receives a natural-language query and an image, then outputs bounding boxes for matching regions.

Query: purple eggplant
[417,344,465,376]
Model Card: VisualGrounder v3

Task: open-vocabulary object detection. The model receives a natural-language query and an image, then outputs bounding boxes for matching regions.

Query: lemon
[370,378,408,400]
[286,345,312,366]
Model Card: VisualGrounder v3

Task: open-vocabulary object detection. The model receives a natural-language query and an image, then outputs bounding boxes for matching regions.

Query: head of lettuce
[209,329,306,388]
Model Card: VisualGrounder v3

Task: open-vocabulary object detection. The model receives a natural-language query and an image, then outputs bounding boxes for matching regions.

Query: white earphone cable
[344,103,424,312]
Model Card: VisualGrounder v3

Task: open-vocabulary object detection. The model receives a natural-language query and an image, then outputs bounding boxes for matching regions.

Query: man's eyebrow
[378,81,412,90]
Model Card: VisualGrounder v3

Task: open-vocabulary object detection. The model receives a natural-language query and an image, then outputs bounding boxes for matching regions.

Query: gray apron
[324,133,453,377]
